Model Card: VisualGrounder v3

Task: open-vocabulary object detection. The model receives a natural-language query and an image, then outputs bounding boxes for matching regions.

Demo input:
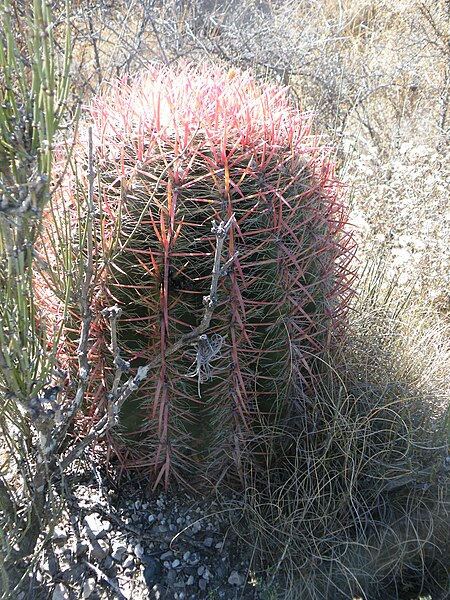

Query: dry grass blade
[227,260,449,600]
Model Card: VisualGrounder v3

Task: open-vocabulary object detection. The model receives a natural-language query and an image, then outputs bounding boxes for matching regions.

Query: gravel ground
[21,465,265,600]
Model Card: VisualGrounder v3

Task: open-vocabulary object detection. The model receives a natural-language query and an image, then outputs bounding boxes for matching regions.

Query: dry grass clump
[231,267,449,599]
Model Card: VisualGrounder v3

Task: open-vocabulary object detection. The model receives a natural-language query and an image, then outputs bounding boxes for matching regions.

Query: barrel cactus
[38,64,356,489]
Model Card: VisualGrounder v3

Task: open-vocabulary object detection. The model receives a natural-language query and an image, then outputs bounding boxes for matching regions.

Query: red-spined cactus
[38,64,356,489]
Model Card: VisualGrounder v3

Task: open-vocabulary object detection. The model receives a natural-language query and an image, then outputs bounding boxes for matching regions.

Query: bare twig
[67,126,96,420]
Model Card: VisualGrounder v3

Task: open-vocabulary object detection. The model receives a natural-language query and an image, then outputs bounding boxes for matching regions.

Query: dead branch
[60,214,237,469]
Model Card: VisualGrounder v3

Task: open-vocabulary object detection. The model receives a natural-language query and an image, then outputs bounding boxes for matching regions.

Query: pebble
[34,474,257,600]
[52,583,69,600]
[191,521,202,533]
[122,554,135,569]
[134,543,145,559]
[82,578,96,599]
[102,520,111,532]
[84,513,106,539]
[76,541,89,557]
[111,543,127,561]
[89,538,109,561]
[52,528,68,545]
[228,570,245,586]
[166,568,177,584]
[143,558,162,587]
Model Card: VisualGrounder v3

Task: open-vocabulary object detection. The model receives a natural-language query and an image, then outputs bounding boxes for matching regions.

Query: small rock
[186,575,194,586]
[143,558,162,588]
[119,580,133,600]
[202,568,212,581]
[166,568,177,585]
[134,543,145,560]
[82,578,96,599]
[52,583,69,600]
[192,521,202,533]
[197,565,205,576]
[216,563,227,578]
[198,578,207,592]
[203,537,213,548]
[89,539,110,561]
[76,541,89,558]
[149,584,167,599]
[160,550,173,561]
[61,564,86,584]
[111,543,127,561]
[182,551,191,561]
[122,555,134,569]
[148,514,156,524]
[52,528,68,545]
[103,556,114,570]
[102,520,111,532]
[171,558,181,569]
[228,570,245,586]
[84,513,106,539]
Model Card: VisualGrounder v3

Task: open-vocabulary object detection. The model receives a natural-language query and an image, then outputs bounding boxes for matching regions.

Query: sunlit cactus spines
[38,64,356,489]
